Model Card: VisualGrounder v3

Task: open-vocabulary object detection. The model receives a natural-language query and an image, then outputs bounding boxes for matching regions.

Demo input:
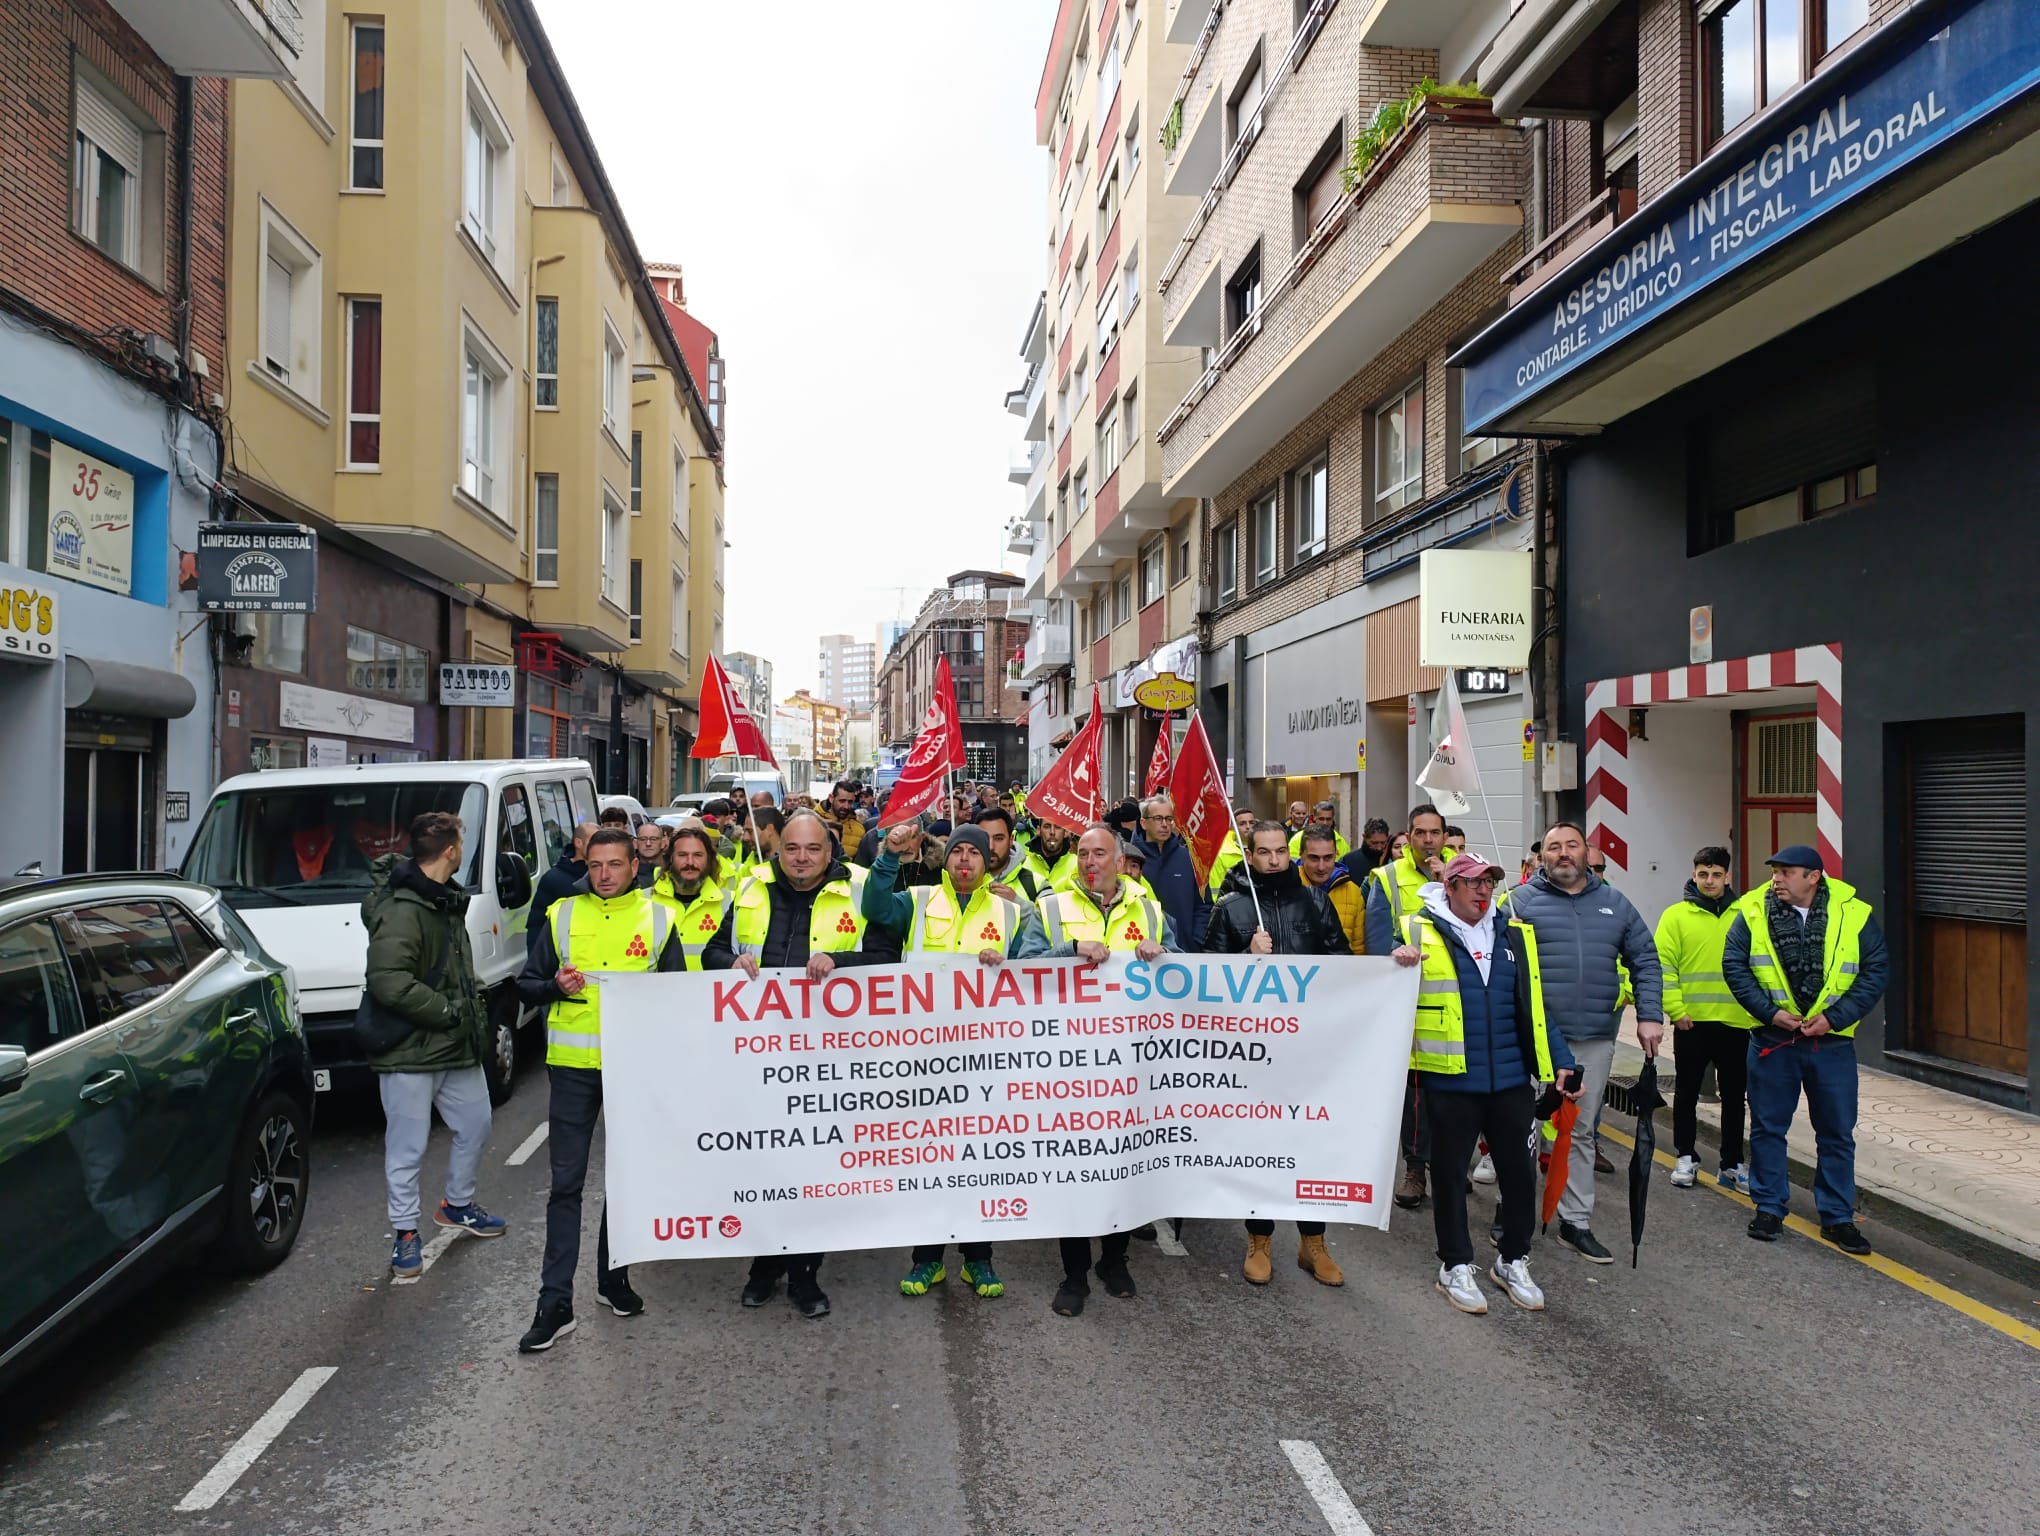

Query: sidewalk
[1606,1013,2040,1264]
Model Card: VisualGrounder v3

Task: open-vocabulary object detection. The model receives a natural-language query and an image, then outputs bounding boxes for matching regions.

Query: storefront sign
[307,735,348,768]
[440,662,516,707]
[278,681,414,744]
[164,791,190,822]
[0,579,60,663]
[1132,671,1196,712]
[1454,0,2040,432]
[196,523,318,613]
[1419,550,1532,668]
[1257,624,1367,777]
[45,443,134,595]
[1689,605,1714,664]
[1115,637,1200,709]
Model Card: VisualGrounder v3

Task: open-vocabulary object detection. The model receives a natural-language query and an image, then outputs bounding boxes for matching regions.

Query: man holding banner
[862,819,1048,1301]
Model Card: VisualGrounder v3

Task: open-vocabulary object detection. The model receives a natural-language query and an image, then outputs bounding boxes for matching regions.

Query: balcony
[1356,0,1493,48]
[1163,72,1224,202]
[1161,100,1522,497]
[1009,440,1046,486]
[1006,359,1048,443]
[1165,0,1215,46]
[1022,623,1074,679]
[107,0,299,78]
[1481,0,1637,119]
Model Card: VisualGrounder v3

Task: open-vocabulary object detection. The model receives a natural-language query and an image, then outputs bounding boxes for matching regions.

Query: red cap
[1444,852,1505,883]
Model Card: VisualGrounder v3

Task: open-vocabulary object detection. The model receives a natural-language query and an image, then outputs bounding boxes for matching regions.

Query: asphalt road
[3,1065,2036,1536]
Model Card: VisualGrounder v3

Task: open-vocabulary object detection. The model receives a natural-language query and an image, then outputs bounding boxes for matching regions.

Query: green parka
[361,854,487,1072]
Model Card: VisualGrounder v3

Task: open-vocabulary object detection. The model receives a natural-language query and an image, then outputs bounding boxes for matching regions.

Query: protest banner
[599,955,1418,1265]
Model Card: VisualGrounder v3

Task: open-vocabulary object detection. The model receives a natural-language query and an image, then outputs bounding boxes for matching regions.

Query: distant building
[874,571,1031,787]
[782,689,847,778]
[818,633,876,711]
[724,651,773,722]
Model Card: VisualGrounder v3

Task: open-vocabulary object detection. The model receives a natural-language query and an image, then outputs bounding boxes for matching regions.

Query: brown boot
[1242,1233,1273,1284]
[1394,1162,1427,1209]
[1297,1233,1344,1286]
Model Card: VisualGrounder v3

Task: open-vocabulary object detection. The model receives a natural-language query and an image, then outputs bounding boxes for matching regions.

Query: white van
[182,758,599,1104]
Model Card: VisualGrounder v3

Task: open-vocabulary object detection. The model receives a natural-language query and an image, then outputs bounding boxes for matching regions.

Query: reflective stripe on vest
[907,882,1017,954]
[1402,913,1553,1080]
[732,866,869,960]
[1040,883,1161,951]
[547,891,673,1069]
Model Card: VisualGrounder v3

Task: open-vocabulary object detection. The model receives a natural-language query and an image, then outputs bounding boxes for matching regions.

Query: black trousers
[1058,1232,1131,1280]
[1674,1019,1750,1164]
[540,1065,621,1309]
[1245,1220,1325,1237]
[748,1252,824,1284]
[1424,1085,1537,1267]
[911,1242,992,1264]
[1400,1071,1431,1167]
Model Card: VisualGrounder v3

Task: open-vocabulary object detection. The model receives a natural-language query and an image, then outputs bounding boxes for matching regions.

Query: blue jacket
[1496,870,1663,1042]
[1417,912,1577,1095]
[1132,830,1208,950]
[1722,894,1888,1033]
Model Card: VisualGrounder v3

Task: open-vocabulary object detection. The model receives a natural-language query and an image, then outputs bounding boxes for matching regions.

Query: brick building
[874,571,1032,789]
[0,0,289,874]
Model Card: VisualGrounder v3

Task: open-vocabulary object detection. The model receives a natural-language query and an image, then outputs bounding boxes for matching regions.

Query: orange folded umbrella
[1540,1096,1579,1229]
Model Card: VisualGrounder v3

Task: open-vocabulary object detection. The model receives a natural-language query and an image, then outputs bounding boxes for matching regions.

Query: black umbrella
[1627,1057,1667,1268]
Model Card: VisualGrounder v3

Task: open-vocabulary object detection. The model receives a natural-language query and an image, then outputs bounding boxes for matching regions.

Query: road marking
[175,1366,337,1511]
[1597,1122,2040,1352]
[1279,1439,1374,1535]
[506,1120,550,1166]
[389,1226,464,1286]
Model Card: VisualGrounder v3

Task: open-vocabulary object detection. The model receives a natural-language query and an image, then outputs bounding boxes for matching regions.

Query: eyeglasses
[1142,814,1175,825]
[1456,876,1498,889]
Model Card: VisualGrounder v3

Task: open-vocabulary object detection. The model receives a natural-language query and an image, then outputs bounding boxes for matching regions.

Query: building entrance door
[62,714,154,873]
[1735,712,1818,890]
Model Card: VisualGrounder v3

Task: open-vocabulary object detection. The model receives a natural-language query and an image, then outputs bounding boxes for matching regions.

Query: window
[1122,384,1139,450]
[1292,451,1327,561]
[462,68,512,270]
[1172,521,1192,585]
[0,919,85,1056]
[1124,104,1141,178]
[1139,538,1165,607]
[671,568,686,658]
[1122,242,1140,320]
[1730,463,1877,542]
[1703,0,1862,146]
[602,323,627,440]
[1097,22,1121,118]
[550,148,572,207]
[64,903,191,1024]
[259,207,321,400]
[499,785,539,876]
[1114,573,1132,627]
[1227,245,1262,337]
[461,327,509,512]
[1227,53,1264,150]
[1097,286,1119,358]
[243,612,306,672]
[630,431,643,512]
[249,735,305,771]
[672,444,689,529]
[1096,410,1119,482]
[533,474,559,584]
[1075,356,1088,408]
[73,73,144,271]
[1096,162,1121,245]
[345,298,381,465]
[1373,379,1424,518]
[1055,478,1069,541]
[629,559,643,641]
[534,298,559,408]
[1075,468,1089,518]
[1296,124,1346,245]
[1250,491,1278,586]
[1215,521,1238,605]
[347,625,429,699]
[601,490,628,607]
[349,22,385,190]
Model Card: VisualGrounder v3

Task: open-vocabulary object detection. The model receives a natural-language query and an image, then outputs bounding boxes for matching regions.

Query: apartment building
[782,689,847,778]
[1027,0,1208,798]
[1453,0,2038,1109]
[725,650,773,724]
[1159,0,1536,855]
[817,633,876,712]
[875,571,1033,789]
[0,0,292,874]
[220,0,722,802]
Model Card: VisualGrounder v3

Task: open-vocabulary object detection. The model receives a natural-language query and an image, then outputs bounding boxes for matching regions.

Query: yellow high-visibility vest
[1402,912,1554,1081]
[651,872,732,971]
[906,878,1018,953]
[732,864,869,958]
[1733,879,1875,1034]
[546,889,674,1070]
[1038,880,1165,952]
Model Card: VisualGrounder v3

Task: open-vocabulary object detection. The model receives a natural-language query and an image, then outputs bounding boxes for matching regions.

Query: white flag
[1416,671,1481,811]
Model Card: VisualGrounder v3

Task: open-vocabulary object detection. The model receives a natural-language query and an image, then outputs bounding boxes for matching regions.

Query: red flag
[1027,685,1105,833]
[692,654,778,767]
[877,655,964,828]
[1143,711,1175,797]
[1167,711,1232,889]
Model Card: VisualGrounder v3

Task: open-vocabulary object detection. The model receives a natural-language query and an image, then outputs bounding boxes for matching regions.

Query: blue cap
[1764,844,1823,871]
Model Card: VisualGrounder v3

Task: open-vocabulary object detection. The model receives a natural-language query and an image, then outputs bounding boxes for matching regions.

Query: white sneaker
[1671,1154,1699,1189]
[1436,1263,1488,1314]
[1471,1152,1497,1185]
[1720,1162,1751,1194]
[1489,1256,1546,1311]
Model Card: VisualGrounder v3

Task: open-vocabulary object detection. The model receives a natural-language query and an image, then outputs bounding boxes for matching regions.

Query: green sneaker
[899,1260,946,1296]
[961,1259,1004,1299]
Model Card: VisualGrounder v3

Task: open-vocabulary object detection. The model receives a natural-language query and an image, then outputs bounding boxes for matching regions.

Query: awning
[65,656,197,719]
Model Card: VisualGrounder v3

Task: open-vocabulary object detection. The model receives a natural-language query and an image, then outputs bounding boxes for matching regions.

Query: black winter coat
[1202,865,1350,956]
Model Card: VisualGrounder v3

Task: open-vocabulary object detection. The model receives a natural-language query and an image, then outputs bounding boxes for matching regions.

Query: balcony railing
[1023,624,1074,679]
[1009,440,1046,485]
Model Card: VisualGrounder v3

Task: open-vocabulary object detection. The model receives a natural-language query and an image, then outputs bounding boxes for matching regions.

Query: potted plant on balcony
[1341,78,1488,195]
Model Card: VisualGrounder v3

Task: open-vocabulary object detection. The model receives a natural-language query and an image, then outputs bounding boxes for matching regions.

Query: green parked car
[0,874,314,1390]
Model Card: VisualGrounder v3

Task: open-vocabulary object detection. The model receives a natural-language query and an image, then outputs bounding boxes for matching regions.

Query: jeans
[1673,1019,1751,1164]
[1399,1072,1430,1168]
[911,1242,992,1264]
[1556,1036,1616,1228]
[1747,1033,1858,1224]
[379,1066,492,1230]
[540,1065,622,1309]
[1059,1232,1131,1280]
[1424,1086,1537,1266]
[1244,1220,1325,1237]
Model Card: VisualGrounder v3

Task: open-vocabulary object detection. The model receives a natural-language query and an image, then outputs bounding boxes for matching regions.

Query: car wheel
[220,1090,310,1273]
[483,991,518,1106]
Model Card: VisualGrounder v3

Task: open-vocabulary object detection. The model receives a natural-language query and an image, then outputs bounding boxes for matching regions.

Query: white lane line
[175,1366,337,1511]
[1153,1222,1189,1257]
[1280,1439,1375,1536]
[389,1226,464,1286]
[506,1119,550,1166]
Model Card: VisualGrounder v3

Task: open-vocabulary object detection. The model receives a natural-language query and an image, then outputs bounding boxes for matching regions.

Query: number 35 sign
[47,443,135,596]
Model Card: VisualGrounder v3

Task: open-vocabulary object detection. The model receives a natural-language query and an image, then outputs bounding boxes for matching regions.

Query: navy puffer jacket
[1498,869,1664,1042]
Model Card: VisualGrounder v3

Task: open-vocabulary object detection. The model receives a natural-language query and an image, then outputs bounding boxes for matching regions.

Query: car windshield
[184,781,486,908]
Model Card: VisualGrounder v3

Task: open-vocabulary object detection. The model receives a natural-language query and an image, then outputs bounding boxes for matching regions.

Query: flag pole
[1228,805,1266,933]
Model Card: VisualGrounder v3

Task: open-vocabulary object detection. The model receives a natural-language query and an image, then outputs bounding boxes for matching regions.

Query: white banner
[600,956,1418,1266]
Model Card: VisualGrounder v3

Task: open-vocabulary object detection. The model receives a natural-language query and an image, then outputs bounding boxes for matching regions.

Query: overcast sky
[534,0,1055,696]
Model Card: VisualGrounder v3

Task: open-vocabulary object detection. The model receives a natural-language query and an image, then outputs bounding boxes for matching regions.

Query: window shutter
[77,78,144,173]
[1911,723,2026,922]
[264,254,293,374]
[1702,364,1875,514]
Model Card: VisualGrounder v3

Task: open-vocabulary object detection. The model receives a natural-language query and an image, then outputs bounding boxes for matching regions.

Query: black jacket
[1202,865,1350,956]
[700,859,901,970]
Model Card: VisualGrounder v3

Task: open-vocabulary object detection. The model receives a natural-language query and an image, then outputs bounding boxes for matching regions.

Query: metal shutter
[1701,364,1875,516]
[263,254,292,379]
[1912,724,2026,922]
[76,77,143,174]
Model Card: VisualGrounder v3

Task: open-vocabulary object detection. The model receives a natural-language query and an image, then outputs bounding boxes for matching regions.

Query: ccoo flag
[692,654,778,767]
[1166,711,1232,890]
[1143,712,1175,797]
[1027,685,1105,833]
[877,655,964,828]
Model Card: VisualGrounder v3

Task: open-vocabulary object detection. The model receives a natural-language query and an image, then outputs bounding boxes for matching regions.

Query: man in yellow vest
[1019,819,1078,898]
[702,809,890,1319]
[1368,804,1451,1210]
[515,827,687,1353]
[1656,845,1749,1192]
[864,819,1048,1302]
[1287,799,1351,858]
[1391,854,1583,1314]
[652,824,733,966]
[1724,845,1888,1255]
[1038,825,1175,1319]
[1206,807,1255,894]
